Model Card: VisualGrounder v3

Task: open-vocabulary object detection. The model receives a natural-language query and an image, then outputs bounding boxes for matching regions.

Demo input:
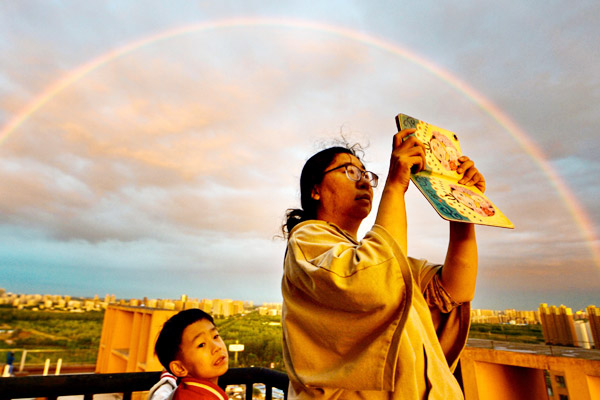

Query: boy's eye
[214,334,220,339]
[198,343,205,348]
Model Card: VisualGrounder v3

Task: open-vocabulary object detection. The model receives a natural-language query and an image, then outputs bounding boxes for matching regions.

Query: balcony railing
[0,367,288,400]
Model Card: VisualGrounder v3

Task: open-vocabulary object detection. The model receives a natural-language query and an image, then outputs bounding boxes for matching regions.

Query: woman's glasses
[322,163,379,187]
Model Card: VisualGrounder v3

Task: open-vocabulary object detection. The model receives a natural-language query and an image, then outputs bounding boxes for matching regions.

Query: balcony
[0,367,288,400]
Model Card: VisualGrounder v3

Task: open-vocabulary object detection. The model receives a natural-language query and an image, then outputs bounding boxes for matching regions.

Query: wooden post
[43,359,50,376]
[19,350,27,372]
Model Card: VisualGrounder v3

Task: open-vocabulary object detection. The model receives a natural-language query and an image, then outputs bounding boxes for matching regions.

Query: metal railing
[0,367,288,400]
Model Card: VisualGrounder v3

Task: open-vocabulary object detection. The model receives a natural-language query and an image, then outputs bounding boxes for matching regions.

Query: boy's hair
[155,308,215,373]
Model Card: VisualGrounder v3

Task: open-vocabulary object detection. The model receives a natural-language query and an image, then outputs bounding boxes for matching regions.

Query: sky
[0,1,598,311]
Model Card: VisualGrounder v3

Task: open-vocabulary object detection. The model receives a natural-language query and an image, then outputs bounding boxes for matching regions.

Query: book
[395,113,514,229]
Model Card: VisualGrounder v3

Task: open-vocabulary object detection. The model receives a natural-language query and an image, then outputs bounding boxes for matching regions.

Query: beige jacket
[281,221,470,399]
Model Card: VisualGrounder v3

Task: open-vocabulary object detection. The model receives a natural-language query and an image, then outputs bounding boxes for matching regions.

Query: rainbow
[1,17,598,271]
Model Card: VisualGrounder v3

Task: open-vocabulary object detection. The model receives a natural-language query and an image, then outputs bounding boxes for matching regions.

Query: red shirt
[172,377,228,400]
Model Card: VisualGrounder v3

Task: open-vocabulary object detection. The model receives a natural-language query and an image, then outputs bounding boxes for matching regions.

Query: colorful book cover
[395,113,514,229]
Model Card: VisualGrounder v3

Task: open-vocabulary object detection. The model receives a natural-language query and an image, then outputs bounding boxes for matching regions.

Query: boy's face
[170,319,229,384]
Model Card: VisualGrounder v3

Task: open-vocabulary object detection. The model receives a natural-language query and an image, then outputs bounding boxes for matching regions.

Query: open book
[396,113,514,228]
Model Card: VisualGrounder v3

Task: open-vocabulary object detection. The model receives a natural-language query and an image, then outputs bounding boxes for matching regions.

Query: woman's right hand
[375,129,426,254]
[386,129,427,193]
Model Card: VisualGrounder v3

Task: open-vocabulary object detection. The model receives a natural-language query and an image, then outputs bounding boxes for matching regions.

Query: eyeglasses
[322,163,379,187]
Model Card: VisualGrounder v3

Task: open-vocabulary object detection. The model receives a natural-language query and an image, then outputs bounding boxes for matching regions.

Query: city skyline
[1,287,595,317]
[1,2,599,311]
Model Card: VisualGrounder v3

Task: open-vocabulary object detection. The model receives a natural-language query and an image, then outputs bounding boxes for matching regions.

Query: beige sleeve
[287,222,407,311]
[409,257,471,371]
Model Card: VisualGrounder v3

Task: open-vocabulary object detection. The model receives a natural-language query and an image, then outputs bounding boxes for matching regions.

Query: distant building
[212,299,234,317]
[232,300,244,315]
[471,308,540,325]
[201,298,213,313]
[258,303,282,316]
[574,320,592,349]
[588,305,600,349]
[539,303,582,347]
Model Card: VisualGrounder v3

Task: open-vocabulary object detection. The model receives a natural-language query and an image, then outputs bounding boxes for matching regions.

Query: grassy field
[469,322,544,344]
[0,307,103,365]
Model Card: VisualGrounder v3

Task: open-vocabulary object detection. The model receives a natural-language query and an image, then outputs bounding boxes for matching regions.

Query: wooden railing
[0,367,288,400]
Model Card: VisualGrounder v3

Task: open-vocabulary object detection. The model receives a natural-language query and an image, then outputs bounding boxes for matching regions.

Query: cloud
[1,3,598,308]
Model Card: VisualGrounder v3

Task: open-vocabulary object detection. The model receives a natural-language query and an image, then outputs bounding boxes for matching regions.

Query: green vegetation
[469,323,544,344]
[1,308,547,371]
[216,312,284,371]
[0,308,104,364]
[0,308,284,369]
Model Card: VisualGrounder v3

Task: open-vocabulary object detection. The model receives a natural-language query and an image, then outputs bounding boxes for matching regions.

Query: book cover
[396,113,514,229]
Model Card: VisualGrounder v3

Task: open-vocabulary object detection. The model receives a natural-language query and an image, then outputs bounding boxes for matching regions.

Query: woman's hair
[154,308,215,373]
[282,145,361,237]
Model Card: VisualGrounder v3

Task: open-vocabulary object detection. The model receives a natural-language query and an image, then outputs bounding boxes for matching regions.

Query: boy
[154,309,229,400]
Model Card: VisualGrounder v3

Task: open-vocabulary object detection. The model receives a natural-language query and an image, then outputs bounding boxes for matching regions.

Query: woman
[281,128,485,399]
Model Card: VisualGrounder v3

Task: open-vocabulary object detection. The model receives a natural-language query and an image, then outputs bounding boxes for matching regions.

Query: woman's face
[312,153,374,226]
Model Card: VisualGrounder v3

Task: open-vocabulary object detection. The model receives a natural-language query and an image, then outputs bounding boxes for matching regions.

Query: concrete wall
[461,347,600,400]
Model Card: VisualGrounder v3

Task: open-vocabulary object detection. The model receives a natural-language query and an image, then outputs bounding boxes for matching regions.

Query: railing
[0,348,97,374]
[220,367,288,399]
[0,367,288,400]
[466,338,600,360]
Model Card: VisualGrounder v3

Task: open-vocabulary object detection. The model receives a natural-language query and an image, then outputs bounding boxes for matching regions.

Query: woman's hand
[457,156,486,193]
[376,129,426,255]
[387,129,427,193]
[443,156,484,302]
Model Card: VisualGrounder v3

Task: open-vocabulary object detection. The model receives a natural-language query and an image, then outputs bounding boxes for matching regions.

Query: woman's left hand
[457,156,486,193]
